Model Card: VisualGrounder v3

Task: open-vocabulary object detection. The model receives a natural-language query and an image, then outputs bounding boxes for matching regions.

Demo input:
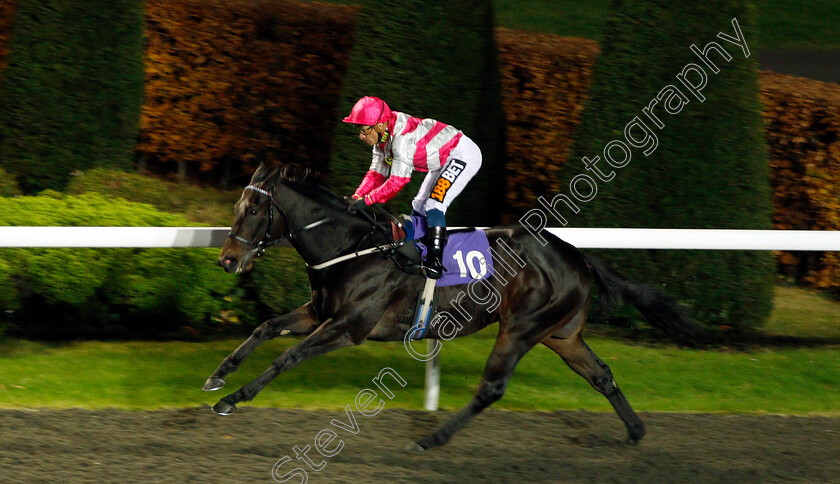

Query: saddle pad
[407,215,495,287]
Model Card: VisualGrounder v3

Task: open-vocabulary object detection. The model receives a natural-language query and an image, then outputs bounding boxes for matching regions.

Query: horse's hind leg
[542,329,646,445]
[203,303,319,391]
[414,333,527,450]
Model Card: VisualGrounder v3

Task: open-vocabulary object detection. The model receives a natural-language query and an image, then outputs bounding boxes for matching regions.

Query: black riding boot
[424,226,447,279]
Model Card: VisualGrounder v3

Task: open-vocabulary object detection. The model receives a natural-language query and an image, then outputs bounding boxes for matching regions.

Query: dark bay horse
[206,164,698,449]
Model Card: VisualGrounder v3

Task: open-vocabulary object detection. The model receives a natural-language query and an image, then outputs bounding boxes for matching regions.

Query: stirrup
[404,262,442,279]
[422,262,443,279]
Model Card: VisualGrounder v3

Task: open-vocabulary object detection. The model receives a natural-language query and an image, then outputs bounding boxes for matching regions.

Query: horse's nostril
[220,258,238,272]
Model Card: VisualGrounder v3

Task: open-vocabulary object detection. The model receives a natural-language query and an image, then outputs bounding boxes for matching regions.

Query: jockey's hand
[343,195,358,208]
[347,198,368,213]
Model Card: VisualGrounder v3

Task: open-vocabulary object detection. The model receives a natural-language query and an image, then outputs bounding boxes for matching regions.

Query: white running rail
[3,226,838,412]
[1,227,840,250]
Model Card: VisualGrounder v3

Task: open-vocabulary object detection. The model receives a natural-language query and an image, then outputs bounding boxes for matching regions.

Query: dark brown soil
[1,407,837,483]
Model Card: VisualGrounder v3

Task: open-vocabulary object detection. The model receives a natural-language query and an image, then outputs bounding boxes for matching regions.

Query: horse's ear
[250,163,268,184]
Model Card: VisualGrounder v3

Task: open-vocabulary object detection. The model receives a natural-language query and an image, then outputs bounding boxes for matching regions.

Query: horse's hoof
[212,400,236,416]
[203,377,226,392]
[627,427,646,445]
[403,441,426,453]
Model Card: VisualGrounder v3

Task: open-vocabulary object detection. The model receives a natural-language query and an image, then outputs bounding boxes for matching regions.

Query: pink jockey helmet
[342,96,392,126]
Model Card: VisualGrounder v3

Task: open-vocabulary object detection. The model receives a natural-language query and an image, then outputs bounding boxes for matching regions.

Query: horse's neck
[274,183,375,266]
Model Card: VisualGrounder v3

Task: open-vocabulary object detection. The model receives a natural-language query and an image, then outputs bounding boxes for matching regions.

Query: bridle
[228,184,331,261]
[229,183,402,270]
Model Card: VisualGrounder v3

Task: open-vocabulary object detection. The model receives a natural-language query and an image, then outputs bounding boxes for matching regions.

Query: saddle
[373,210,436,340]
[367,206,479,277]
[372,208,422,268]
[368,207,490,341]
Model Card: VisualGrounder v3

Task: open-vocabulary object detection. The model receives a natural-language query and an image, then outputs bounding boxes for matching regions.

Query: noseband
[229,183,399,270]
[228,184,330,259]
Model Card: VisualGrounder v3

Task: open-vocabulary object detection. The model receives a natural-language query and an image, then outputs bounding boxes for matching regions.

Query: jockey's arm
[361,154,413,204]
[352,170,386,200]
[362,175,411,205]
[352,147,389,200]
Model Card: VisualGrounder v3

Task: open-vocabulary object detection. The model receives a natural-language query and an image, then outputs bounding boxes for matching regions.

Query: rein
[307,240,403,270]
[231,184,399,270]
[229,185,331,261]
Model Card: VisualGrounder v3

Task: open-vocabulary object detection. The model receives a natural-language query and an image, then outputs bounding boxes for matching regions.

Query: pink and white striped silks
[353,111,465,205]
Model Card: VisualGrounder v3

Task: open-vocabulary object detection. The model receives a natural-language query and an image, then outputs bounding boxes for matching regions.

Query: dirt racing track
[1,407,837,483]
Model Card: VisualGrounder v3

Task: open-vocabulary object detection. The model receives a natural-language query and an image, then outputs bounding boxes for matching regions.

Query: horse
[205,163,699,450]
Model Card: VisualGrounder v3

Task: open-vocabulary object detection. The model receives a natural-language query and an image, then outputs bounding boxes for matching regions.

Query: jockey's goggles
[354,124,375,135]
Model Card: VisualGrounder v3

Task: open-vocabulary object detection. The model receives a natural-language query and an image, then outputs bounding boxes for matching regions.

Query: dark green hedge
[0,0,144,192]
[247,248,311,317]
[65,167,241,226]
[328,0,506,226]
[0,191,240,339]
[0,165,21,196]
[65,168,312,330]
[560,0,774,334]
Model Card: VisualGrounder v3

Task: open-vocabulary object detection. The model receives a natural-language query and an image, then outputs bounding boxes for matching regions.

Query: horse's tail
[583,254,702,342]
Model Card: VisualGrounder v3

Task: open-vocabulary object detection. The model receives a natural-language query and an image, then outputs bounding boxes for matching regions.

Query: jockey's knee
[426,208,446,227]
[411,199,426,215]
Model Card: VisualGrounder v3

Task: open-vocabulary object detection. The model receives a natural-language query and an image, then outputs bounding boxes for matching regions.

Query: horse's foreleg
[211,318,357,415]
[203,303,319,392]
[414,333,526,450]
[542,332,646,445]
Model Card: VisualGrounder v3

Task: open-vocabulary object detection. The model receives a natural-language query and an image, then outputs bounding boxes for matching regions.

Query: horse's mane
[256,164,348,212]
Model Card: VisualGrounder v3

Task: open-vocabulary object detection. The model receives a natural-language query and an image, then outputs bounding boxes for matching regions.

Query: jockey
[343,96,482,279]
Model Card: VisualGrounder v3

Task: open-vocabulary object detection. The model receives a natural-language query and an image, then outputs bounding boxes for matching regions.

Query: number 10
[452,250,488,279]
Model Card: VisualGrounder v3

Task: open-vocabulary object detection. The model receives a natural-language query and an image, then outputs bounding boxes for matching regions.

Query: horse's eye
[248,208,258,216]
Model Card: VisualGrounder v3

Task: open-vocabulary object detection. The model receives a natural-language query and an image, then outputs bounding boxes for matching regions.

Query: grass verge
[765,285,840,340]
[1,325,837,415]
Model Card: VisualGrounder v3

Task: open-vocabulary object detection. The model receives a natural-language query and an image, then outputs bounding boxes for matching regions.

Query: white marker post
[424,339,441,411]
